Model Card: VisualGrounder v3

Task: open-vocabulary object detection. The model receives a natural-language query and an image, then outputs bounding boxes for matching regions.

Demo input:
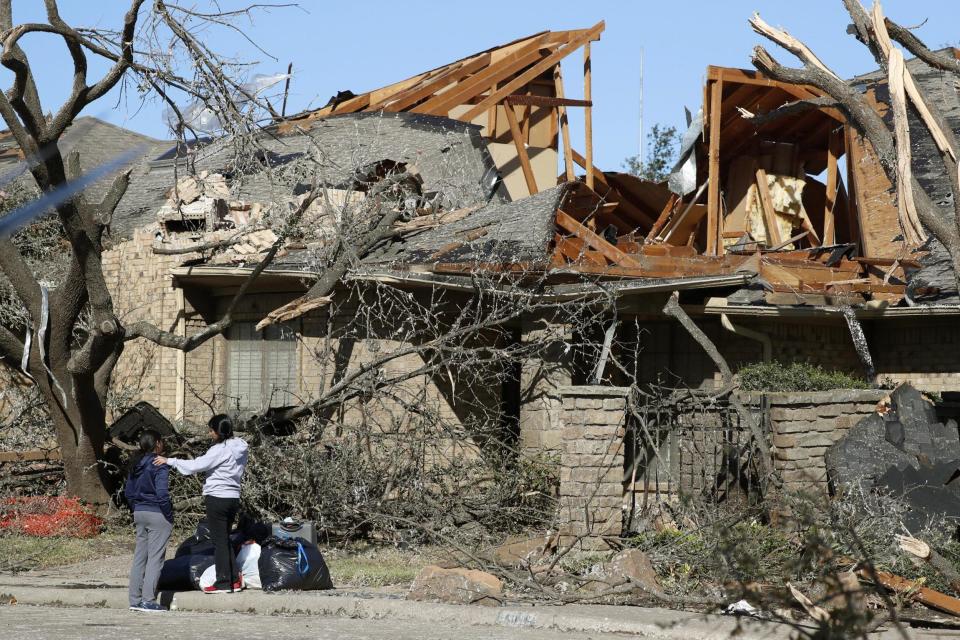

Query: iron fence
[624,392,769,531]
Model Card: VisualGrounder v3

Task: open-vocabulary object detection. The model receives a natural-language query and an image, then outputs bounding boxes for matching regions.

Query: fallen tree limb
[661,291,776,487]
[897,534,960,594]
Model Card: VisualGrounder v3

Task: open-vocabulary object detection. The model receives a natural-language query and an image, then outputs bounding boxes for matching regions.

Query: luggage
[271,520,317,546]
[258,536,333,591]
[157,553,216,591]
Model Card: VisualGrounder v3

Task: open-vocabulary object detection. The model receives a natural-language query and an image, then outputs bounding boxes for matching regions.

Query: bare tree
[0,1,304,508]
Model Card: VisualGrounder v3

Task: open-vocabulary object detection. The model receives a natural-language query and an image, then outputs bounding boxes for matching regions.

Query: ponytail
[208,414,233,442]
[128,429,162,473]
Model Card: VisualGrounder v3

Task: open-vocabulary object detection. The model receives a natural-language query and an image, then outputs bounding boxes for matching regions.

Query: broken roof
[113,111,501,240]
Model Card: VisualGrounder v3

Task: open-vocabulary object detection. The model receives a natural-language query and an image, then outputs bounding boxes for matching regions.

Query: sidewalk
[0,554,936,639]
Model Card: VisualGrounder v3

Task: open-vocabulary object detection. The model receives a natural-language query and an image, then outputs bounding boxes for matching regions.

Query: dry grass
[325,544,438,588]
[0,530,135,572]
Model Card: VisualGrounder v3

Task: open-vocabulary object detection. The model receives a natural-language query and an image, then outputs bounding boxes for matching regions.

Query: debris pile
[826,384,960,531]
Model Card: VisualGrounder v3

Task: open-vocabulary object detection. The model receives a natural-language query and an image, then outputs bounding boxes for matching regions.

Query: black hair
[127,429,162,474]
[208,414,233,442]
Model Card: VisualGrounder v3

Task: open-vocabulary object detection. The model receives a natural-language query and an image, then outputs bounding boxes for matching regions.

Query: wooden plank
[661,183,708,242]
[503,99,538,195]
[569,148,656,227]
[554,66,575,181]
[823,127,841,244]
[646,194,679,241]
[0,449,62,463]
[504,94,591,107]
[584,42,594,191]
[754,168,783,247]
[706,66,822,102]
[418,35,553,116]
[487,83,497,137]
[556,210,641,268]
[706,75,723,255]
[854,256,922,269]
[460,22,605,121]
[554,234,607,266]
[372,54,492,112]
[866,570,960,617]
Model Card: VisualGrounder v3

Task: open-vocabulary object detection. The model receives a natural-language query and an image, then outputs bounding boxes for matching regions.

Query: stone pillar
[557,386,629,550]
[518,315,572,454]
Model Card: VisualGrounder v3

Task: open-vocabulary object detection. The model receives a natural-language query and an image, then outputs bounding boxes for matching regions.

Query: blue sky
[7,1,960,169]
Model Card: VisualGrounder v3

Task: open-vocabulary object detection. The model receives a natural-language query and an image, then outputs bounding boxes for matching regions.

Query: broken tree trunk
[661,291,777,487]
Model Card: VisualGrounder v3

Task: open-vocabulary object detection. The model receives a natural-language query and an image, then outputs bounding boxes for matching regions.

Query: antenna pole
[638,47,645,168]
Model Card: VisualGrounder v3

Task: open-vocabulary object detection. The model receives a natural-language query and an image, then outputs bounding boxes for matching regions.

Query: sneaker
[202,585,232,594]
[132,601,166,612]
[203,575,244,594]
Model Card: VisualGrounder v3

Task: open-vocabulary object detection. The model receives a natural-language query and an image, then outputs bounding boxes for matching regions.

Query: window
[226,321,298,411]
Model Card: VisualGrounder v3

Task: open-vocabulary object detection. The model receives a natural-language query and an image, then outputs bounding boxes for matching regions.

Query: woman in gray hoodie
[155,414,248,593]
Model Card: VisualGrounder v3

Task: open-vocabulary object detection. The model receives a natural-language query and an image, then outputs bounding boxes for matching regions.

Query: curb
[4,584,787,639]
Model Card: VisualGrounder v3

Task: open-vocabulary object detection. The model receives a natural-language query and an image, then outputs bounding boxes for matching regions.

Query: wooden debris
[863,569,960,617]
[788,581,831,622]
[255,295,333,331]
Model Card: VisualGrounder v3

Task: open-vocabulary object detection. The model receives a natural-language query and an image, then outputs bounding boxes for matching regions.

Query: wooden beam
[372,54,492,112]
[504,94,591,108]
[824,127,842,245]
[706,66,822,102]
[556,209,641,268]
[706,75,723,255]
[503,99,538,195]
[754,168,783,247]
[0,449,62,463]
[554,66,575,182]
[646,194,679,241]
[487,82,497,137]
[584,42,594,190]
[844,127,870,251]
[854,256,921,269]
[460,21,605,121]
[568,148,657,228]
[865,570,960,618]
[554,234,607,266]
[418,35,553,116]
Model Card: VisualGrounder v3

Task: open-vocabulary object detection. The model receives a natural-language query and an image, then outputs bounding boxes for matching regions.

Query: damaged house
[96,25,960,539]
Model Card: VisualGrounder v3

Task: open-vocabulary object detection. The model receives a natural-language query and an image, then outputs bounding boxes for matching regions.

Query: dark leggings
[204,495,239,589]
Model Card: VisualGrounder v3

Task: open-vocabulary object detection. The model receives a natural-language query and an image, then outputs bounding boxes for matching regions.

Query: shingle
[112,112,502,241]
[364,184,569,267]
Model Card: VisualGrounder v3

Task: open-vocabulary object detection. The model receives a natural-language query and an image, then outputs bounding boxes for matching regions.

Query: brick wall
[557,386,629,550]
[633,315,960,394]
[102,229,184,420]
[744,389,888,495]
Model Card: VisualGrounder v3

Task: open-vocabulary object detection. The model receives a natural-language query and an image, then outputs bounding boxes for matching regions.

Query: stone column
[557,386,630,551]
[518,315,572,454]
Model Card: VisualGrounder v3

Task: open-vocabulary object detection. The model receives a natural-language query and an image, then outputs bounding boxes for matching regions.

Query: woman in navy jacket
[125,429,173,612]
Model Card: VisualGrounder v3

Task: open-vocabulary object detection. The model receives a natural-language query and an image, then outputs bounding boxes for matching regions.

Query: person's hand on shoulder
[153,456,168,466]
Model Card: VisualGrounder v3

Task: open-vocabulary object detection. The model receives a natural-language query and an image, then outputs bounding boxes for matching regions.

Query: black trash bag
[174,520,214,558]
[157,553,216,591]
[235,512,273,545]
[259,536,333,591]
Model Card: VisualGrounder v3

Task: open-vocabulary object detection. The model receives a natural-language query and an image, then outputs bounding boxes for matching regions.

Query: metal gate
[623,392,768,531]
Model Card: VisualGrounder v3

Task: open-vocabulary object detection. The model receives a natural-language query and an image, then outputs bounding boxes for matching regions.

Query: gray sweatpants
[128,510,173,606]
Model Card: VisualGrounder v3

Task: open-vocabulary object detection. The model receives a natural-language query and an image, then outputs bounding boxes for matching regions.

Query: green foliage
[623,123,680,182]
[738,361,870,392]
